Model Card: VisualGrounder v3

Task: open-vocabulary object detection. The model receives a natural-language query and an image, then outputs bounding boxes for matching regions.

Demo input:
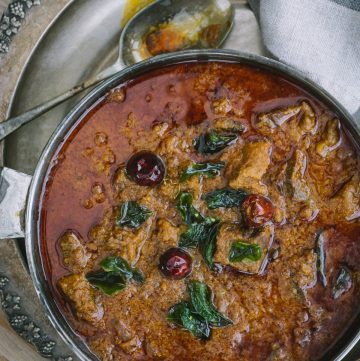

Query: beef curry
[39,62,360,361]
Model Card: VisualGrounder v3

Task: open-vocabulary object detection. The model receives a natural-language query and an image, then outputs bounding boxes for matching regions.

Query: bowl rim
[26,49,360,361]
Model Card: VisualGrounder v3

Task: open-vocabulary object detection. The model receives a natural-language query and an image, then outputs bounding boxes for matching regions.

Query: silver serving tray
[0,0,359,360]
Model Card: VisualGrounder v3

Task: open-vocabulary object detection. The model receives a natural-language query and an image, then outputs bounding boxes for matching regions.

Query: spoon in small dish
[0,0,234,141]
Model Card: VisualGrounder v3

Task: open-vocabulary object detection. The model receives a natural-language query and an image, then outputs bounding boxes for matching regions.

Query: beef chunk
[257,105,301,132]
[59,230,90,272]
[316,118,341,157]
[213,117,247,133]
[227,140,271,195]
[255,101,316,135]
[285,149,311,202]
[58,274,104,325]
[298,101,316,132]
[157,130,193,178]
[279,149,318,221]
[332,174,360,220]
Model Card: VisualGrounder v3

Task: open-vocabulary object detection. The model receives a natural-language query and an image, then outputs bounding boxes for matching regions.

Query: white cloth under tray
[248,0,360,121]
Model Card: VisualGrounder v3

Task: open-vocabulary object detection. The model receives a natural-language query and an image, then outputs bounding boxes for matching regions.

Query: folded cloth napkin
[248,0,360,121]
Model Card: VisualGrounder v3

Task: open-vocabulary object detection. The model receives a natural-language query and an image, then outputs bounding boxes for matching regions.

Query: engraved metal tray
[0,0,358,359]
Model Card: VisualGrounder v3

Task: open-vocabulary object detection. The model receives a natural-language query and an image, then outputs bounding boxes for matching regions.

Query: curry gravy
[40,62,360,361]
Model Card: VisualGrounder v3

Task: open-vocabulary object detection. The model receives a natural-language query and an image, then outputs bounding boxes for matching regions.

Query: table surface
[0,4,43,361]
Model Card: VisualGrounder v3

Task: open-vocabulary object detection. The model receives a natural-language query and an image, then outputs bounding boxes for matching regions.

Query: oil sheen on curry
[40,62,360,361]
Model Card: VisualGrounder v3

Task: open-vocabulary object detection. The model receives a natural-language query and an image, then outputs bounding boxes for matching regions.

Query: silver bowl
[14,50,360,361]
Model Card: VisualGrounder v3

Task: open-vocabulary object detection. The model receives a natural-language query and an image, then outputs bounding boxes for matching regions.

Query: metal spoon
[0,0,234,141]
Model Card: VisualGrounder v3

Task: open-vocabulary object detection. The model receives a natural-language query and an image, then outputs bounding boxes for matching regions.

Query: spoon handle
[0,62,124,142]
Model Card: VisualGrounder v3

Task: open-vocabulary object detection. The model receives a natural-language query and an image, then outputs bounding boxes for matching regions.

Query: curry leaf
[229,241,262,262]
[179,223,205,249]
[204,188,248,209]
[176,191,220,269]
[167,301,189,326]
[86,271,126,296]
[194,131,237,154]
[100,256,144,284]
[179,218,218,250]
[198,220,220,269]
[116,201,152,229]
[332,265,352,300]
[316,231,327,287]
[187,280,233,327]
[180,162,225,182]
[167,301,211,340]
[167,282,231,340]
[86,256,144,295]
[176,192,204,225]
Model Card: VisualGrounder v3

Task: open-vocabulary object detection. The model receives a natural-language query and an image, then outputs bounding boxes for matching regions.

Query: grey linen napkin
[248,0,360,121]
